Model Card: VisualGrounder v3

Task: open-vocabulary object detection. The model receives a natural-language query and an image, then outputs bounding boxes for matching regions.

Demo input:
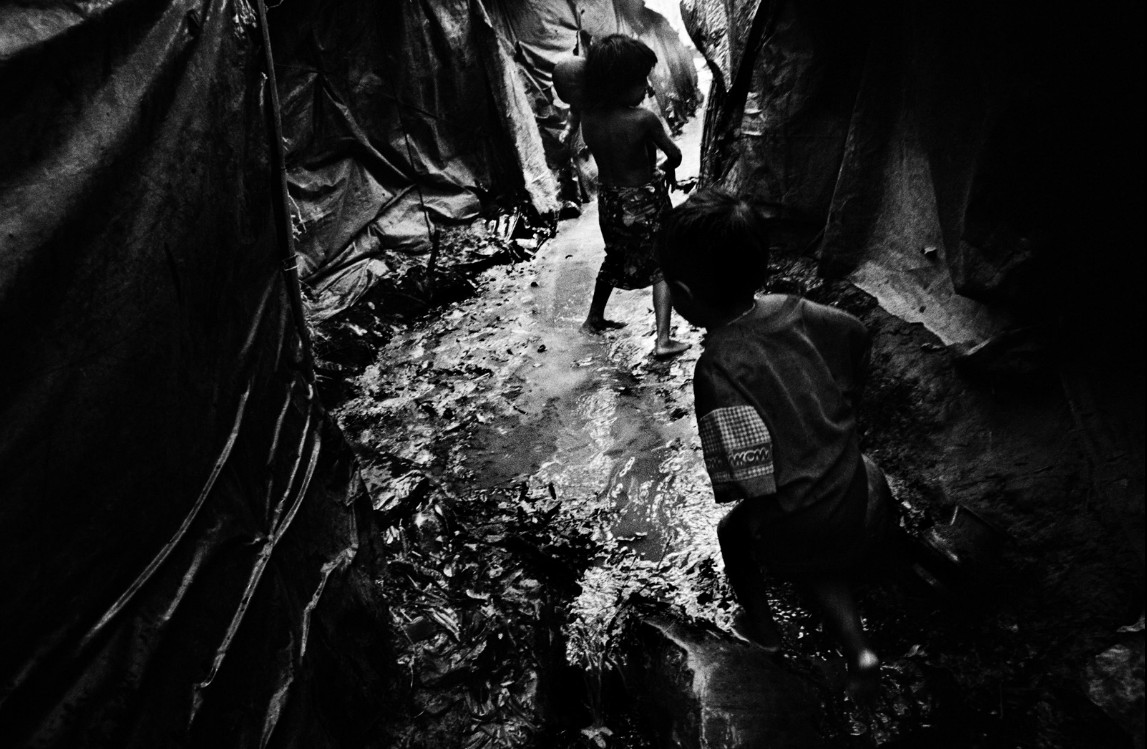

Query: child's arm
[565,107,582,163]
[643,110,682,183]
[694,356,778,503]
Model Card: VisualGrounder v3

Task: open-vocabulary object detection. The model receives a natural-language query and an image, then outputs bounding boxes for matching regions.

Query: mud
[315,212,1141,747]
[311,84,1141,748]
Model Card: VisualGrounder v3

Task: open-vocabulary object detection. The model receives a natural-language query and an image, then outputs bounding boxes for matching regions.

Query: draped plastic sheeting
[490,0,697,127]
[276,0,699,320]
[684,0,1144,344]
[270,0,560,319]
[0,2,394,746]
[683,0,869,227]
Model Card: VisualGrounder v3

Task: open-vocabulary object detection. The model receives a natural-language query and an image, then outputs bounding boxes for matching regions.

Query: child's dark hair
[657,188,779,309]
[585,34,656,107]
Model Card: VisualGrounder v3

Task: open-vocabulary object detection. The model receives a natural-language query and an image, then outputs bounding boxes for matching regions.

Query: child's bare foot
[846,648,881,704]
[653,339,690,358]
[731,610,783,652]
[582,318,627,334]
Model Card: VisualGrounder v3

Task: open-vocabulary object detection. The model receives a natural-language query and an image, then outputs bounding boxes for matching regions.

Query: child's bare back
[582,105,676,187]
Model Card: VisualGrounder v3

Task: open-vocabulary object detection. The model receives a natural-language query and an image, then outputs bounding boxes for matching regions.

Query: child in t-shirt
[578,34,689,358]
[657,188,898,698]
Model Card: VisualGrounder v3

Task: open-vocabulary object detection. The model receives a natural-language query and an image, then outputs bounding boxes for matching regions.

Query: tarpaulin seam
[273,78,465,123]
[818,5,896,275]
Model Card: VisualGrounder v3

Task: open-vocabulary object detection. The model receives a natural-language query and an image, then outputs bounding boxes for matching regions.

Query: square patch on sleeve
[698,405,776,496]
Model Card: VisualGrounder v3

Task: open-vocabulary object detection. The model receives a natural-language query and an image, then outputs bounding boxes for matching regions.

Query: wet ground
[328,220,1141,744]
[317,79,1142,746]
[334,104,740,627]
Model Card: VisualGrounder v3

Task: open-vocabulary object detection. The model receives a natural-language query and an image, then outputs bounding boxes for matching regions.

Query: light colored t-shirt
[693,295,870,513]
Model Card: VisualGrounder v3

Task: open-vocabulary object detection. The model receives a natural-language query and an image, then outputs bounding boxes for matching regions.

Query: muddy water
[461,120,754,641]
[490,103,723,564]
[478,218,717,553]
[351,178,735,620]
[340,79,755,633]
[331,57,1141,743]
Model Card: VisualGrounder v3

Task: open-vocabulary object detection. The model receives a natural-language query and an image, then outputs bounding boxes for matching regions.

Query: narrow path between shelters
[340,98,750,629]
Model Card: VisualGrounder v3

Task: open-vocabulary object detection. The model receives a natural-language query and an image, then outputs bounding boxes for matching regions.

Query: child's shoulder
[697,321,767,366]
[589,104,657,124]
[702,295,860,350]
[631,105,663,129]
[797,297,866,332]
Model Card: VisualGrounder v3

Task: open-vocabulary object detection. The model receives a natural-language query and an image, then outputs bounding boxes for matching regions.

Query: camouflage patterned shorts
[596,174,670,290]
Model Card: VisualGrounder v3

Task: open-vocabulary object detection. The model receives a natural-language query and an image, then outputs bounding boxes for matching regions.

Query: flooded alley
[337,104,724,577]
[4,0,1142,747]
[319,86,1142,746]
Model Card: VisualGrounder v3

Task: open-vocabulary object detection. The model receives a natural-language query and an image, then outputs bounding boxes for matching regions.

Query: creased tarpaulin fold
[269,0,560,320]
[271,0,698,320]
[0,1,394,747]
[684,0,1143,348]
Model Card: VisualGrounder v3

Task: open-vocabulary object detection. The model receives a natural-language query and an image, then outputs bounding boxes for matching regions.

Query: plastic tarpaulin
[276,0,700,320]
[485,0,700,215]
[683,0,865,223]
[0,1,394,746]
[490,0,700,155]
[684,0,1144,347]
[269,0,559,320]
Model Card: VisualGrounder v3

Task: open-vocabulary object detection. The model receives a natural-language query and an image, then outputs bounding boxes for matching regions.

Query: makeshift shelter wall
[275,0,700,319]
[0,1,395,746]
[683,0,861,221]
[685,0,1145,605]
[626,2,702,132]
[269,0,559,320]
[490,0,699,132]
[685,0,1145,348]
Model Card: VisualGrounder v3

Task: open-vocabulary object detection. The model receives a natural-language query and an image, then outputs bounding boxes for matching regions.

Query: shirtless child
[578,35,689,358]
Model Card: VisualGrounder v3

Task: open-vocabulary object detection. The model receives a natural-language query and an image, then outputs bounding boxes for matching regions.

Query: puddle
[325,72,1135,743]
[329,212,1136,747]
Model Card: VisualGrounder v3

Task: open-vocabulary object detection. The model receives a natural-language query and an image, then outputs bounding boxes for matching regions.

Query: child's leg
[795,572,880,700]
[718,502,781,650]
[858,454,901,572]
[652,280,689,357]
[582,276,626,332]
